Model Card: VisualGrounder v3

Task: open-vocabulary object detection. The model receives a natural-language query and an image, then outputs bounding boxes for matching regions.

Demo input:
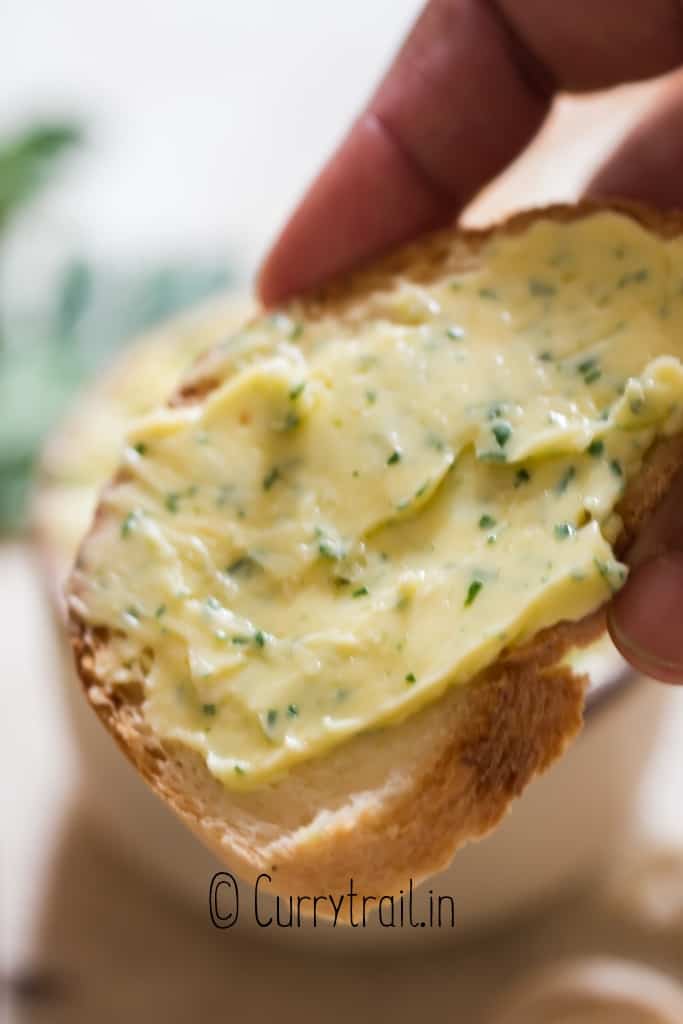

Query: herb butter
[40,298,251,581]
[71,213,683,787]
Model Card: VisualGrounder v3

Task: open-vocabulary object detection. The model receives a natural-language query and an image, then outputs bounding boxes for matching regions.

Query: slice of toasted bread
[67,201,683,909]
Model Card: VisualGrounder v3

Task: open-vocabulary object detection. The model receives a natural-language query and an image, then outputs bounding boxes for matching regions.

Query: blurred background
[2,2,683,1023]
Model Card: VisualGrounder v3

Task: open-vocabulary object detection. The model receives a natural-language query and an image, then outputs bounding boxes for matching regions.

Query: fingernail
[608,553,683,684]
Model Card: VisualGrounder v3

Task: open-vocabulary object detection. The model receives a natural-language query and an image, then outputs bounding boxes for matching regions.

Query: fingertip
[586,74,683,210]
[257,112,452,307]
[608,553,683,684]
[257,0,553,306]
[256,250,285,309]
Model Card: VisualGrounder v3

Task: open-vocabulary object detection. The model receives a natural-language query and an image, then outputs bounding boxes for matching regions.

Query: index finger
[259,0,683,305]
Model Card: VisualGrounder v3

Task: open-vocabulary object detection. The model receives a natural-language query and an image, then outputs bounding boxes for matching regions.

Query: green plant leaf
[0,121,82,232]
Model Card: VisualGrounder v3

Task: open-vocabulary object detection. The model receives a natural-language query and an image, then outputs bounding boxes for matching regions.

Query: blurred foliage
[0,120,233,532]
[0,122,82,233]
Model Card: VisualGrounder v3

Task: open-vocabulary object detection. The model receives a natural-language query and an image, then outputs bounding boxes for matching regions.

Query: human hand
[258,0,683,683]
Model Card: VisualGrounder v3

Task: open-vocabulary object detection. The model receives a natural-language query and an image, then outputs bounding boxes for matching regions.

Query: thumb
[608,467,683,683]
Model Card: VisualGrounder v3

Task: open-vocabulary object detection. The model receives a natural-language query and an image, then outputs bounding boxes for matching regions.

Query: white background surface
[2,1,419,269]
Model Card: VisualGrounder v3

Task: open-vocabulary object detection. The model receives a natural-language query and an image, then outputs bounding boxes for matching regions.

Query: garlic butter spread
[40,297,250,583]
[73,213,683,787]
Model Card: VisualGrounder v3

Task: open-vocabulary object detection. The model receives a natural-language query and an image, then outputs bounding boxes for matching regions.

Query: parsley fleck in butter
[73,213,683,787]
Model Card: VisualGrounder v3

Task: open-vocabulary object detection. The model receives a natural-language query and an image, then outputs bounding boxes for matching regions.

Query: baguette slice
[68,201,683,908]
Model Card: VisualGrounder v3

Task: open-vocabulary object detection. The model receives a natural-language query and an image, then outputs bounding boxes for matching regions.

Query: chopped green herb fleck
[618,268,649,288]
[478,451,508,463]
[577,357,601,385]
[155,604,166,618]
[165,492,180,514]
[263,467,280,491]
[555,466,576,494]
[205,596,221,611]
[387,450,401,466]
[426,433,445,452]
[487,404,506,421]
[554,522,576,540]
[365,389,377,404]
[479,514,496,529]
[595,558,627,592]
[282,411,300,431]
[610,459,623,478]
[446,325,465,341]
[202,703,217,716]
[289,322,304,340]
[232,635,250,645]
[234,764,246,776]
[289,381,306,400]
[133,442,147,455]
[254,630,266,648]
[226,556,260,577]
[538,351,553,362]
[529,278,556,298]
[318,534,342,560]
[287,703,299,718]
[479,287,497,300]
[352,586,369,598]
[266,708,278,728]
[465,580,483,607]
[120,511,137,538]
[405,672,416,684]
[587,440,604,457]
[492,422,511,448]
[514,467,531,486]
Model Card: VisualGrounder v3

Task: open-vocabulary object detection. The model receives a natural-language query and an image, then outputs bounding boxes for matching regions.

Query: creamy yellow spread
[39,297,250,585]
[71,213,683,787]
